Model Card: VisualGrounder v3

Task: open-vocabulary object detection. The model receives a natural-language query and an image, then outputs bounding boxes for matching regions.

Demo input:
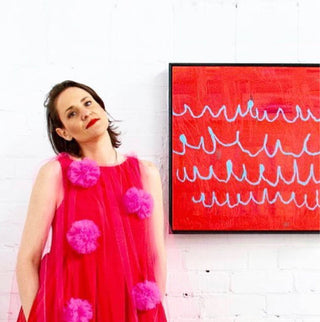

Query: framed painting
[169,63,320,233]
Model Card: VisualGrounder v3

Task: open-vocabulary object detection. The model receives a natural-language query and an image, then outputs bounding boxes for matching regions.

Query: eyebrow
[64,96,89,114]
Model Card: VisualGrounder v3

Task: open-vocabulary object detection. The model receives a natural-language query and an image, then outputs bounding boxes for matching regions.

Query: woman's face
[55,86,109,144]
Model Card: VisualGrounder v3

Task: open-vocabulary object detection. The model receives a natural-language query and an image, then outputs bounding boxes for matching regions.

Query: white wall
[1,0,320,321]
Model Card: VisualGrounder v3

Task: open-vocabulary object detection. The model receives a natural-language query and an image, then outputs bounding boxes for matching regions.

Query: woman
[16,80,167,321]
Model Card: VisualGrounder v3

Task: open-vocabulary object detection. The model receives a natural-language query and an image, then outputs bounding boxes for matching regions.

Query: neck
[78,132,119,166]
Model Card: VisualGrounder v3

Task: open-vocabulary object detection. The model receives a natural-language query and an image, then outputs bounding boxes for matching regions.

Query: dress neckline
[63,152,129,168]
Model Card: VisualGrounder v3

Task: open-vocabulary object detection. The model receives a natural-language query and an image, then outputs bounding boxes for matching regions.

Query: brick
[236,0,298,62]
[235,317,294,322]
[211,318,235,322]
[166,270,198,296]
[0,223,24,249]
[231,271,293,293]
[109,0,172,64]
[196,271,230,294]
[0,179,32,204]
[203,294,265,317]
[297,318,320,322]
[185,248,247,270]
[0,292,21,321]
[248,248,278,269]
[294,270,320,292]
[267,293,320,315]
[165,295,201,320]
[279,247,320,269]
[172,1,236,62]
[298,0,320,61]
[0,248,18,273]
[167,248,186,272]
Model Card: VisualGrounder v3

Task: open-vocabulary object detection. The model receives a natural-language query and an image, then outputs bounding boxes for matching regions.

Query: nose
[80,107,91,121]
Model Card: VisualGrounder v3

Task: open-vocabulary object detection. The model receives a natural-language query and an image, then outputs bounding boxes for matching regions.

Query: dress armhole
[54,153,70,210]
[56,160,64,210]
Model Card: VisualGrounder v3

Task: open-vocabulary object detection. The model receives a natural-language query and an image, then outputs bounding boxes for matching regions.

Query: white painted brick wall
[1,0,320,321]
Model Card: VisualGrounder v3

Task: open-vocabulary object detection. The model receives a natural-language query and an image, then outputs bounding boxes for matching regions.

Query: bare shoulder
[32,158,63,209]
[140,159,156,168]
[33,159,63,192]
[140,159,161,183]
[140,159,160,174]
[38,158,61,178]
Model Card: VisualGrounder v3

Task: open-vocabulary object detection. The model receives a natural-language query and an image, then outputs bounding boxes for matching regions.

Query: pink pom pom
[137,191,154,219]
[123,187,141,213]
[67,220,100,254]
[132,280,161,311]
[123,187,153,219]
[67,158,100,188]
[63,298,93,322]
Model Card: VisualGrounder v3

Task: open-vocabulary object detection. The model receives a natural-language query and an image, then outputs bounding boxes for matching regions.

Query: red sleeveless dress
[17,152,167,322]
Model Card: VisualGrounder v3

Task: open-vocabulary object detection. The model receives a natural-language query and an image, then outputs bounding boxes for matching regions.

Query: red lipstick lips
[86,118,100,129]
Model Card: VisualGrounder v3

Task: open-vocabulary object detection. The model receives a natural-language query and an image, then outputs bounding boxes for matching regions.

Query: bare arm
[141,160,167,298]
[16,160,62,320]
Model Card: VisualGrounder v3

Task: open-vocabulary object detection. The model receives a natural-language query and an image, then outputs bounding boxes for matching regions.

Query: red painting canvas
[170,64,320,232]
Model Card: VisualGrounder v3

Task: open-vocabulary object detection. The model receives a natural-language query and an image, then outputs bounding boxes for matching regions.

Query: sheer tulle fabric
[14,152,167,321]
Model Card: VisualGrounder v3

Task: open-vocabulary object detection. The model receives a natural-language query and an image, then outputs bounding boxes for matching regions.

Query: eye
[85,100,92,106]
[67,111,77,118]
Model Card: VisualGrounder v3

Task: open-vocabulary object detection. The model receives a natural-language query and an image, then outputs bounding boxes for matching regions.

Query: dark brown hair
[44,80,121,158]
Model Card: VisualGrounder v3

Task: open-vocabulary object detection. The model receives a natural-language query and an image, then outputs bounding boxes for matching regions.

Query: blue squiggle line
[173,99,320,123]
[173,127,320,157]
[191,189,320,211]
[176,159,320,187]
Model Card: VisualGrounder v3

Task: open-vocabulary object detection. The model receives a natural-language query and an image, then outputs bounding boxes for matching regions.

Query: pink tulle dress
[16,152,167,322]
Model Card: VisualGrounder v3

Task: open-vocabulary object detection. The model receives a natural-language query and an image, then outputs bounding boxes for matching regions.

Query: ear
[55,127,73,141]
